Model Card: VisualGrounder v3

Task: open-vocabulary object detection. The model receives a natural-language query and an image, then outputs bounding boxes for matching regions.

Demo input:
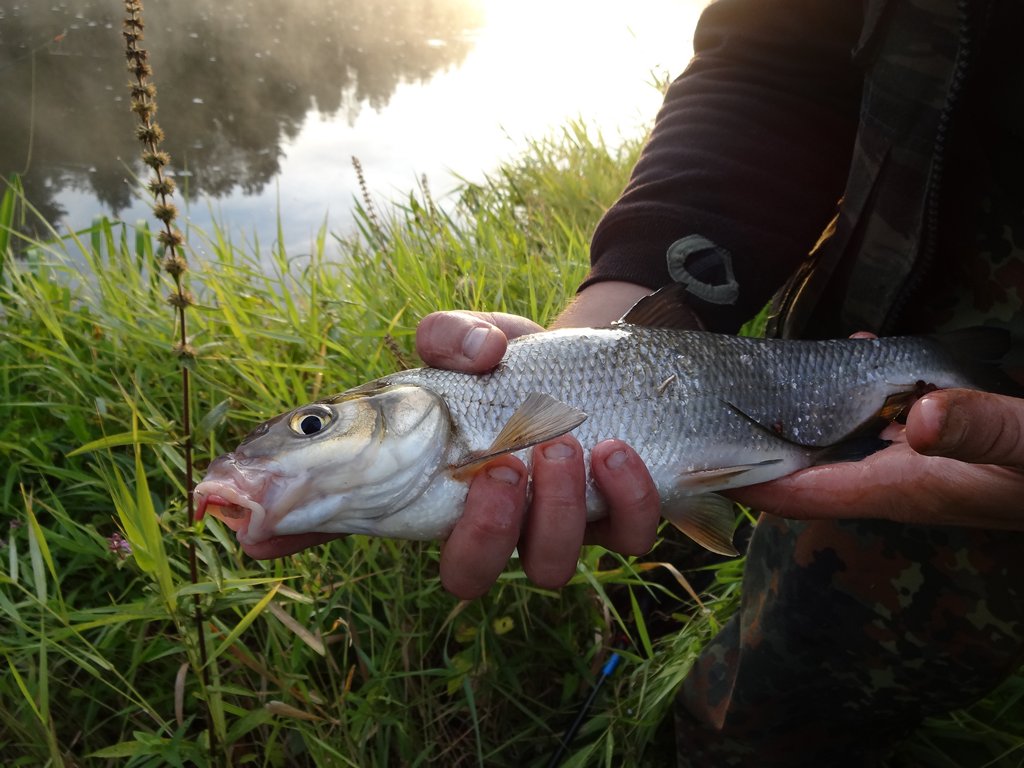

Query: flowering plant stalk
[122,0,214,753]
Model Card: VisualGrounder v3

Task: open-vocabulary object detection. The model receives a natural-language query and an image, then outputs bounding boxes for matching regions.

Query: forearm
[585,0,863,332]
[550,281,692,329]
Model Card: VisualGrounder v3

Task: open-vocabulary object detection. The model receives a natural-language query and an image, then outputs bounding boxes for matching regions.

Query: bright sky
[60,0,708,258]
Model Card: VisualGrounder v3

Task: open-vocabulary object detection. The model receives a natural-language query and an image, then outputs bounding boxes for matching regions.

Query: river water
[0,0,707,256]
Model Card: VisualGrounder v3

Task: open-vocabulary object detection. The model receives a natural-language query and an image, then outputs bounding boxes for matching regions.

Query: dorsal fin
[618,283,702,329]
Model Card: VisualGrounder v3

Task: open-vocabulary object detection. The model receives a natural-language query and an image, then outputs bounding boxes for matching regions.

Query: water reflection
[0,0,483,230]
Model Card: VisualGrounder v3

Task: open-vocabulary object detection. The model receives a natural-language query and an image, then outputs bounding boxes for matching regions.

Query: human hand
[730,388,1024,530]
[416,294,663,599]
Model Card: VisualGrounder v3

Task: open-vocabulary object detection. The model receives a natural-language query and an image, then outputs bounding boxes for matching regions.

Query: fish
[194,285,1013,558]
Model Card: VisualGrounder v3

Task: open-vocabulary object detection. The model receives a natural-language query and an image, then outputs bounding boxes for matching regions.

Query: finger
[415,311,509,373]
[518,436,587,589]
[907,389,1024,468]
[730,458,888,520]
[480,312,547,340]
[584,440,660,555]
[729,442,1024,528]
[439,456,527,599]
[415,311,546,373]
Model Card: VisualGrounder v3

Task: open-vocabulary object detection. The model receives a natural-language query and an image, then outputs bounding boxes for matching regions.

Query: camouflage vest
[766,0,972,339]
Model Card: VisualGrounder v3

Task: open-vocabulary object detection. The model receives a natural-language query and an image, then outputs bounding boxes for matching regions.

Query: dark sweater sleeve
[584,0,864,332]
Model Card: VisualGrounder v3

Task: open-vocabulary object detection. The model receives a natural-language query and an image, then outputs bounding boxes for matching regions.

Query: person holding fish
[195,0,1024,765]
[415,0,1024,765]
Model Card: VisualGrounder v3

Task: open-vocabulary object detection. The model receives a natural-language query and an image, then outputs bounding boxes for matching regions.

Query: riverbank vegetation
[2,122,1023,766]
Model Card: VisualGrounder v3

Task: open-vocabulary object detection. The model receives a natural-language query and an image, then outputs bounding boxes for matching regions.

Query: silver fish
[194,289,1007,557]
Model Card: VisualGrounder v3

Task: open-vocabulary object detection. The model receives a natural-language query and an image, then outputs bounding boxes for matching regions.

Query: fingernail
[604,449,628,470]
[916,396,944,432]
[486,465,521,485]
[934,399,966,452]
[542,441,575,460]
[916,394,960,454]
[462,326,490,360]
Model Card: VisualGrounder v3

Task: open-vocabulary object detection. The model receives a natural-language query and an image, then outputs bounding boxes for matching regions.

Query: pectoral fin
[453,392,588,473]
[662,493,739,557]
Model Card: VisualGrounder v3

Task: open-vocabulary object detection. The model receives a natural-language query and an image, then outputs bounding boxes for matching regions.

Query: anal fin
[676,459,784,492]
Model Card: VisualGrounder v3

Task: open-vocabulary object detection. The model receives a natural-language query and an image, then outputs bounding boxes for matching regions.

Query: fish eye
[299,415,323,434]
[288,405,333,437]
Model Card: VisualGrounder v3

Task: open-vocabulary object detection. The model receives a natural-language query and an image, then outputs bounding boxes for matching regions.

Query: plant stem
[122,0,215,759]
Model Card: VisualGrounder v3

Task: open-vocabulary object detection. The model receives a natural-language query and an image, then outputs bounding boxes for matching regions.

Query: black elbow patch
[666,235,739,305]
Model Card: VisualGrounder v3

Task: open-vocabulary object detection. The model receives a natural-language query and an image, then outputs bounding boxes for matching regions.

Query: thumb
[907,389,1024,467]
[415,310,544,373]
[415,311,509,373]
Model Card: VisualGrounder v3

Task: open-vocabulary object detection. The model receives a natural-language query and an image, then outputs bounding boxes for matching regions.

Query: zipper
[883,0,974,333]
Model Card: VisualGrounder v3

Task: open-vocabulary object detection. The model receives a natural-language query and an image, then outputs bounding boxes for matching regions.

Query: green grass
[1,123,1023,767]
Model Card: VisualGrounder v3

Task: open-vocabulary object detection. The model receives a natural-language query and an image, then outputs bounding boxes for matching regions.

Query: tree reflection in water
[0,0,482,233]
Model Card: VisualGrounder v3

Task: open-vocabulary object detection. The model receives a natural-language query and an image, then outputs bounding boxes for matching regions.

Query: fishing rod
[546,649,624,768]
[545,540,721,767]
[547,587,664,768]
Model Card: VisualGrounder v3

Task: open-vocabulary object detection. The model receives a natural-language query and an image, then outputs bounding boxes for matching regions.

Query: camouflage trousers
[675,514,1024,767]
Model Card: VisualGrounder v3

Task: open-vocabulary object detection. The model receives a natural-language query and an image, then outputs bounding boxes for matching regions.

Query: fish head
[195,384,452,550]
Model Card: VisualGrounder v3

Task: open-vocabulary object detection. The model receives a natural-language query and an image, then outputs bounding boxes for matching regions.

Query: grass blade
[207,581,282,668]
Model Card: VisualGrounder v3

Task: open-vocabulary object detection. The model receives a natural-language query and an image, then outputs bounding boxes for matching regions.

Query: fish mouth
[195,452,293,544]
[195,481,346,556]
[194,481,269,544]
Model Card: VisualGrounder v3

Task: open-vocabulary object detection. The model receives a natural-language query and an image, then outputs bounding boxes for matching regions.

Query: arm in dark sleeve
[584,0,863,332]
